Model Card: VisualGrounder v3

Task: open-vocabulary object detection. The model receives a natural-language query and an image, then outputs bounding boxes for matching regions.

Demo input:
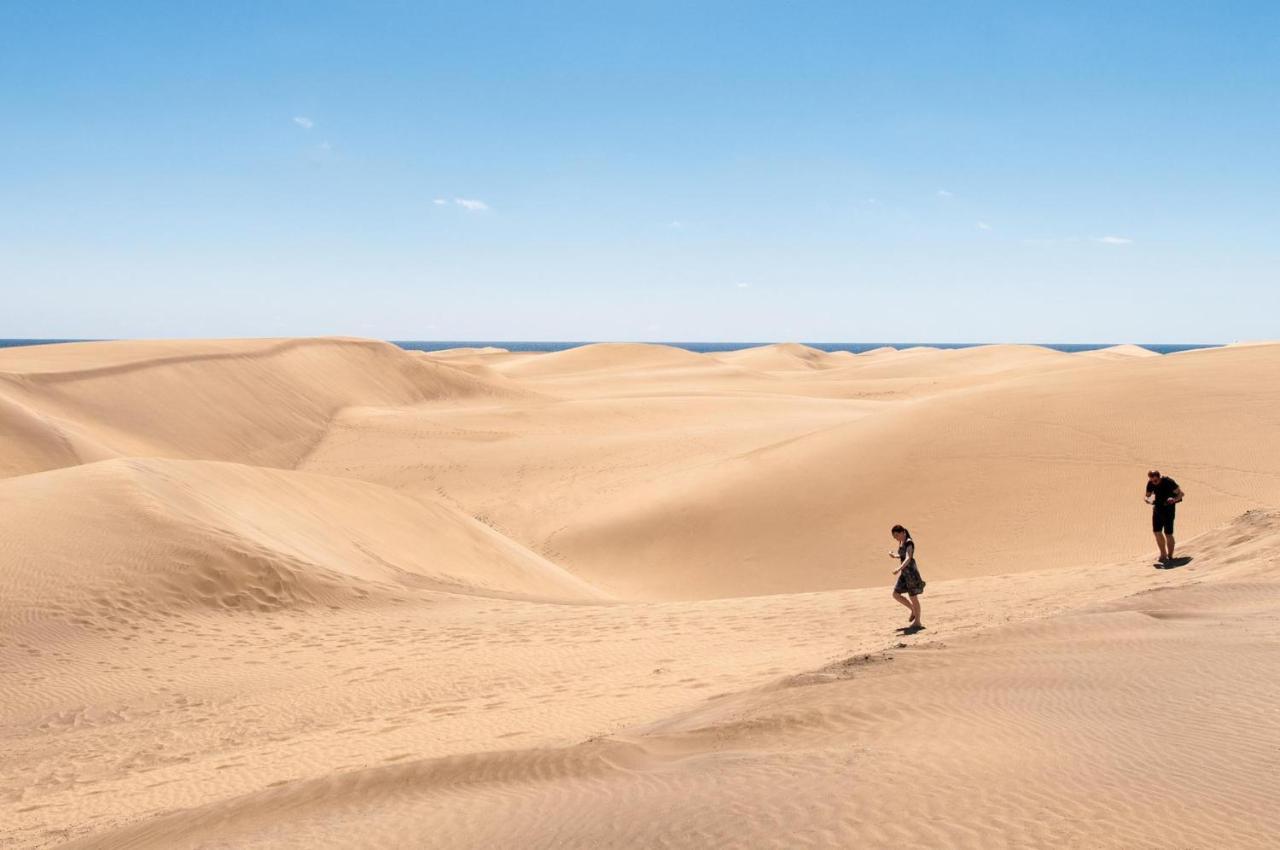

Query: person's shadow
[1156,556,1193,570]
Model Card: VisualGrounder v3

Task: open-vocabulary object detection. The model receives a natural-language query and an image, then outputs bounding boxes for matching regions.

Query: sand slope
[0,338,526,479]
[3,337,1280,848]
[411,343,1280,599]
[47,511,1280,850]
[0,457,600,637]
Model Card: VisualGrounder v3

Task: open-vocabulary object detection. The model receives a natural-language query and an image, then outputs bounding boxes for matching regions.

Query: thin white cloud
[668,220,684,228]
[454,198,489,212]
[977,221,991,230]
[292,116,314,130]
[432,198,448,206]
[1095,235,1133,245]
[936,189,953,198]
[736,282,751,289]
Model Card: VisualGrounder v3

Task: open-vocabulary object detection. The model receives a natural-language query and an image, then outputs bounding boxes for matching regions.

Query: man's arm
[1169,486,1184,504]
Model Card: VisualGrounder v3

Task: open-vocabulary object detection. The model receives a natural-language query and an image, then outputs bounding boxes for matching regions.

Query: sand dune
[710,342,839,371]
[4,336,1279,848]
[49,511,1280,849]
[491,342,713,377]
[1080,343,1160,359]
[0,337,525,479]
[425,346,511,358]
[0,458,599,631]
[411,342,1280,599]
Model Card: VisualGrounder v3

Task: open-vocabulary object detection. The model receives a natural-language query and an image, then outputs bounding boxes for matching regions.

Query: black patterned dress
[893,539,926,596]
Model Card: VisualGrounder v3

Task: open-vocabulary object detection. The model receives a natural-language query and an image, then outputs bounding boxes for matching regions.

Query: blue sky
[2,1,1277,342]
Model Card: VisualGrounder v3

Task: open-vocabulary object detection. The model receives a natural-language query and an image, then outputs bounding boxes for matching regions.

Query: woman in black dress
[889,524,925,630]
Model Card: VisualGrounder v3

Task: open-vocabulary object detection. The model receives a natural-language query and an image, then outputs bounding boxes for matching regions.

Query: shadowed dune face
[4,337,1280,848]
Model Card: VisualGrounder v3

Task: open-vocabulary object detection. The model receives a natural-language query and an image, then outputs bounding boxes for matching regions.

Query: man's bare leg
[1164,533,1175,560]
[1154,532,1169,562]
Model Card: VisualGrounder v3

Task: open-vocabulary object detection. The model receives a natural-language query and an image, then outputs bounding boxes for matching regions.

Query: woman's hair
[891,524,911,539]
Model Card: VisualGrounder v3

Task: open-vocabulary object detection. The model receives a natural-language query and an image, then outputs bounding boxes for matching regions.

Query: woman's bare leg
[909,595,922,626]
[893,592,913,618]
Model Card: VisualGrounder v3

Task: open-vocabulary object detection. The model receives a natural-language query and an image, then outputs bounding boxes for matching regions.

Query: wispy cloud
[292,116,314,130]
[936,189,953,198]
[736,282,751,289]
[1095,235,1133,245]
[432,198,448,206]
[668,220,684,229]
[977,221,991,230]
[454,198,490,212]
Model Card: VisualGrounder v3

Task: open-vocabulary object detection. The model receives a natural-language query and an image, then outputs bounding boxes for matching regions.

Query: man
[1145,470,1184,564]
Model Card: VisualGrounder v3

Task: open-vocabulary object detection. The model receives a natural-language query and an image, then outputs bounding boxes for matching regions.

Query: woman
[889,524,925,630]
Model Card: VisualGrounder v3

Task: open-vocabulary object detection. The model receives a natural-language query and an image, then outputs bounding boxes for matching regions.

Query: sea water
[0,339,1216,355]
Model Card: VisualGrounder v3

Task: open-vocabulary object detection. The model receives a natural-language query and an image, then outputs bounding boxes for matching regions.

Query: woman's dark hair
[891,524,911,539]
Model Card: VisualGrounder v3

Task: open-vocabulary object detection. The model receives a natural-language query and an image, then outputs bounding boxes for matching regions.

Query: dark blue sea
[0,339,1215,355]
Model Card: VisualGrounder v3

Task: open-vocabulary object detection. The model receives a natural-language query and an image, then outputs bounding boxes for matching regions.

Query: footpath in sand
[2,338,1279,848]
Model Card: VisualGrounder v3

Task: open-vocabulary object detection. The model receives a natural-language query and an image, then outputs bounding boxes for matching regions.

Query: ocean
[0,339,1216,355]
[392,341,1216,355]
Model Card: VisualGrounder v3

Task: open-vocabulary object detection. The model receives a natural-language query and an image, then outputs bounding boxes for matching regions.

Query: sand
[3,338,1279,848]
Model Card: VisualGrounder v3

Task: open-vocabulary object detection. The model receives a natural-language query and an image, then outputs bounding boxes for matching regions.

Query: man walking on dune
[1145,470,1184,564]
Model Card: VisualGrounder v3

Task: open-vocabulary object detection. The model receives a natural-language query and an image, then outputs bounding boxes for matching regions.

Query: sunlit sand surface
[3,338,1279,848]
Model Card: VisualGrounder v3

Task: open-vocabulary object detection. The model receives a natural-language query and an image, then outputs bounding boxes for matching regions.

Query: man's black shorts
[1152,508,1175,535]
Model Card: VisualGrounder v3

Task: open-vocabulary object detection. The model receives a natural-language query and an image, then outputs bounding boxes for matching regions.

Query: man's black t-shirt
[1146,477,1180,511]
